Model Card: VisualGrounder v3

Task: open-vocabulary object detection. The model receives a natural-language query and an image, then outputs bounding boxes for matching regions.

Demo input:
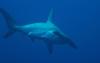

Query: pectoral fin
[28,32,35,42]
[29,36,35,42]
[45,39,53,54]
[47,42,53,54]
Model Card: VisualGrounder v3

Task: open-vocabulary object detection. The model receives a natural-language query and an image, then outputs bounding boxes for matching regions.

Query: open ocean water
[0,0,99,63]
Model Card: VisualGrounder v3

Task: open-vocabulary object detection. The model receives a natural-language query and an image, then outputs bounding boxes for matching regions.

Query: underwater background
[0,0,99,63]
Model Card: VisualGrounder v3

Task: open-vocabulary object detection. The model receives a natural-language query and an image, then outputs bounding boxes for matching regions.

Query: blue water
[0,0,99,63]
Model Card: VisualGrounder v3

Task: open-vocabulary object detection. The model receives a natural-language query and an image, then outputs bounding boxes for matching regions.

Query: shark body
[0,8,77,54]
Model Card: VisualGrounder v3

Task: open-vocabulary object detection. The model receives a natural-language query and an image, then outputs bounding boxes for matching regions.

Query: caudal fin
[0,8,16,38]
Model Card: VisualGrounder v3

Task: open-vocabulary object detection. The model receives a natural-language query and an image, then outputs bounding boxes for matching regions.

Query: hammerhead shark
[0,8,77,54]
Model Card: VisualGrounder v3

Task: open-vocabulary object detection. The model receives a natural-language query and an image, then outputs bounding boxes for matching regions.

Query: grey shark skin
[0,8,77,54]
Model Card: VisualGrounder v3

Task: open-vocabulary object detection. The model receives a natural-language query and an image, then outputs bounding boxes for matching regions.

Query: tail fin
[0,8,16,38]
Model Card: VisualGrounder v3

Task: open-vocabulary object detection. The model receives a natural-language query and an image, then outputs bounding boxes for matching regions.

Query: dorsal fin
[47,8,53,23]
